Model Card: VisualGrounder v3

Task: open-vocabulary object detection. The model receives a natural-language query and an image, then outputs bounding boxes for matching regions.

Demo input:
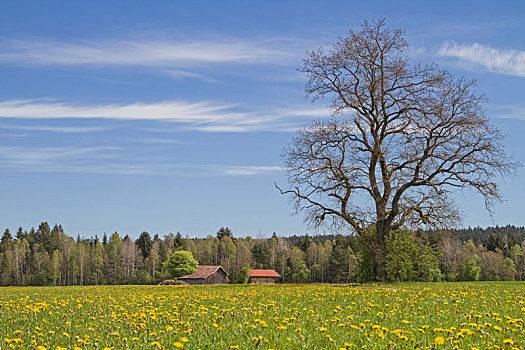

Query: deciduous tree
[278,19,518,281]
[163,250,198,279]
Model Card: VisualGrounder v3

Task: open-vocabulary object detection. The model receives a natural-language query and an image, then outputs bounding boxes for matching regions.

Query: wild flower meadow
[1,282,524,349]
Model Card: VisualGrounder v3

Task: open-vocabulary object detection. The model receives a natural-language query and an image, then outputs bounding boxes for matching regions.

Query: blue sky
[0,1,524,238]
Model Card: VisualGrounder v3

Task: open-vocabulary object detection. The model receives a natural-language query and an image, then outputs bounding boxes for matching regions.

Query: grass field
[1,282,524,349]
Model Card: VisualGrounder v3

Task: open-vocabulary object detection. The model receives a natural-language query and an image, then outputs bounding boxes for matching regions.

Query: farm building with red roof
[249,269,281,284]
[178,266,228,285]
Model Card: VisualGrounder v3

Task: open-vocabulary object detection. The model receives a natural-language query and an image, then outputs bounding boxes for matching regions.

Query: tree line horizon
[0,222,523,286]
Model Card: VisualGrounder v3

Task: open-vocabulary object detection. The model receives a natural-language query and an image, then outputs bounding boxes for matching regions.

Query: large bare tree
[278,19,518,281]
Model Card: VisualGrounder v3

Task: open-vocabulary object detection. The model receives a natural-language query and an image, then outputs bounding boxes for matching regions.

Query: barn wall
[203,270,227,284]
[182,278,205,285]
[178,269,228,285]
[250,277,276,284]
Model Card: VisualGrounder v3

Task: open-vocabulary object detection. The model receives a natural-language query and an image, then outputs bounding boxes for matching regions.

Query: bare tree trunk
[374,225,389,282]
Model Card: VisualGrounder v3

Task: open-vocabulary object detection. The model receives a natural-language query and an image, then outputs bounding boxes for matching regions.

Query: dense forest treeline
[0,223,523,286]
[449,225,525,244]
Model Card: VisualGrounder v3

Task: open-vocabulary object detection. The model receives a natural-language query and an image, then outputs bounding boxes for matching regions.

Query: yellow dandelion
[503,339,514,345]
[435,336,445,345]
[173,342,184,348]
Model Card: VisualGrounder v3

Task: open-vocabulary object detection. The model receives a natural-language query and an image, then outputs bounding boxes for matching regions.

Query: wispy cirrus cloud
[0,123,108,133]
[0,98,245,123]
[0,146,120,165]
[133,137,187,145]
[439,42,525,77]
[489,105,525,121]
[164,69,221,84]
[0,145,283,176]
[0,99,331,132]
[0,145,162,175]
[222,165,283,176]
[0,37,298,68]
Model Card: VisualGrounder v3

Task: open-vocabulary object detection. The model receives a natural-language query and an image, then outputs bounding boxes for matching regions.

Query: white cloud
[133,137,187,145]
[164,69,221,83]
[0,145,156,175]
[281,107,331,119]
[489,105,525,121]
[0,145,283,176]
[0,133,28,138]
[439,42,525,77]
[0,99,244,122]
[0,99,333,132]
[222,166,283,176]
[188,125,256,133]
[0,37,298,67]
[0,146,120,165]
[0,123,108,133]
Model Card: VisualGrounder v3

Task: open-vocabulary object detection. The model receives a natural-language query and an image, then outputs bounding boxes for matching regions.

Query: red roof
[179,266,228,279]
[249,269,281,278]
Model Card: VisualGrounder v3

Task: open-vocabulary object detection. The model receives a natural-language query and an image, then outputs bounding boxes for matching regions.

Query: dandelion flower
[435,336,445,345]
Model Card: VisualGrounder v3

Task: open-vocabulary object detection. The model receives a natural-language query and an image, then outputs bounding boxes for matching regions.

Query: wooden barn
[178,266,228,285]
[248,269,281,284]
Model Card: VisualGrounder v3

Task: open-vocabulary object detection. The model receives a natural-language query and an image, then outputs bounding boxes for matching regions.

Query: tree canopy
[162,250,198,279]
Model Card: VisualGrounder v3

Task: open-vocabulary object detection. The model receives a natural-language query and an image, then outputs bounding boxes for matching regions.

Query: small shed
[178,266,228,285]
[249,269,281,284]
